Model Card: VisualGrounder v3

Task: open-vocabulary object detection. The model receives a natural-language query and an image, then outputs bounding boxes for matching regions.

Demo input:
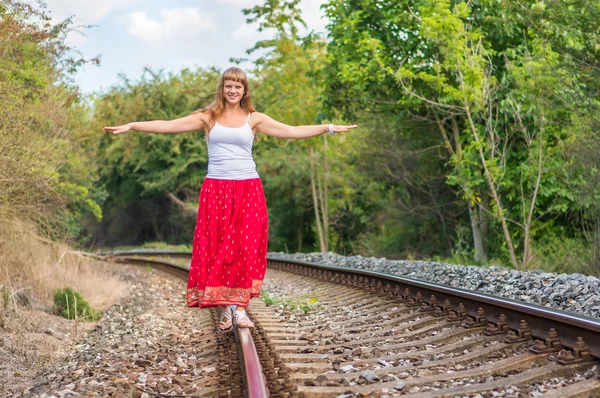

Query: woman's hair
[195,67,256,138]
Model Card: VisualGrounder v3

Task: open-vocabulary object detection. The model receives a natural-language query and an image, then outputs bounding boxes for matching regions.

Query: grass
[100,242,192,252]
[53,287,101,321]
[260,291,321,315]
[2,287,8,310]
[0,219,128,315]
[0,220,129,392]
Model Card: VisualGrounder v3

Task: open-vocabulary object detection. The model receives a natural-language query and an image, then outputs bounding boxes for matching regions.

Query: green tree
[242,0,377,253]
[244,0,329,252]
[89,68,219,245]
[0,0,101,239]
[323,0,597,269]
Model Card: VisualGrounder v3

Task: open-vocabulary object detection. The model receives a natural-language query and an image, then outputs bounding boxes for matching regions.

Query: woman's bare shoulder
[249,111,267,121]
[249,111,265,128]
[191,110,211,129]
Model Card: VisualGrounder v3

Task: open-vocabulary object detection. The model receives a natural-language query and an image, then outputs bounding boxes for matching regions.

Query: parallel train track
[100,250,600,397]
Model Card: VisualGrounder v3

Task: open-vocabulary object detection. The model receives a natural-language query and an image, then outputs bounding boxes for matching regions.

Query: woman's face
[223,79,245,106]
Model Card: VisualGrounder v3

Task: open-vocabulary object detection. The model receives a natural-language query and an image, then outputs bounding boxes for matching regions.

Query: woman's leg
[218,305,233,331]
[233,305,255,328]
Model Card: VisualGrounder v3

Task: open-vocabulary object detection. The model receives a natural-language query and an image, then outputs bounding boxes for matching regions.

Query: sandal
[233,309,255,328]
[217,306,233,332]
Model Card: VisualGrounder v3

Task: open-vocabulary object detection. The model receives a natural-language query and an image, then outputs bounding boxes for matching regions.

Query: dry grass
[0,219,127,311]
[0,219,129,394]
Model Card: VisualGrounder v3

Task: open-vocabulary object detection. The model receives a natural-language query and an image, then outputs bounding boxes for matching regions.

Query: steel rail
[94,250,600,361]
[266,257,600,361]
[97,251,269,398]
[235,325,268,398]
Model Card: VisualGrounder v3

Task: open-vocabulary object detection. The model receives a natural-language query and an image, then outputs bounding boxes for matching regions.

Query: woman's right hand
[103,123,132,135]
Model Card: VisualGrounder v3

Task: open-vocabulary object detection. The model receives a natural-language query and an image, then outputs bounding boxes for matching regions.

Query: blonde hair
[195,67,256,138]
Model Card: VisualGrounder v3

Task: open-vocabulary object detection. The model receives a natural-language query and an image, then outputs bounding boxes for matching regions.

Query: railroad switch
[485,314,509,335]
[505,320,532,343]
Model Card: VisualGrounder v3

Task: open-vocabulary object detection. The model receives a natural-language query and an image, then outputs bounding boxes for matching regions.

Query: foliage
[249,34,326,252]
[244,0,382,253]
[5,0,594,275]
[260,291,321,315]
[321,0,600,270]
[0,0,101,240]
[88,68,220,246]
[106,242,193,252]
[533,233,596,275]
[53,287,101,321]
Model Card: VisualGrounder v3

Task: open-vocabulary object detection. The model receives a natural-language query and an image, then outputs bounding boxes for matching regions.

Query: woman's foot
[218,305,233,332]
[233,308,255,328]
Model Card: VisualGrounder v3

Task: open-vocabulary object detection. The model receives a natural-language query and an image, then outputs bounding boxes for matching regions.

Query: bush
[53,287,101,321]
[532,233,597,276]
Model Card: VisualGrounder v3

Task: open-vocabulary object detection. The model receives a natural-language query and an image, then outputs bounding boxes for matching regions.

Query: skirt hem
[187,295,259,309]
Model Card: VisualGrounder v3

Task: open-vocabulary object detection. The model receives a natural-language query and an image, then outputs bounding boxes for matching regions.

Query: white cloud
[41,0,147,24]
[216,0,261,6]
[64,30,90,47]
[231,22,267,41]
[30,0,148,47]
[226,0,328,41]
[124,8,216,48]
[301,0,328,34]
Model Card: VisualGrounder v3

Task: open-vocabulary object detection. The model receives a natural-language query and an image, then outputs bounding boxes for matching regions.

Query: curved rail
[96,251,268,398]
[95,249,600,361]
[267,257,600,361]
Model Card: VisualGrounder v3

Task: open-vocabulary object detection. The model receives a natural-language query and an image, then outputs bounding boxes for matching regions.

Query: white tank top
[206,113,260,180]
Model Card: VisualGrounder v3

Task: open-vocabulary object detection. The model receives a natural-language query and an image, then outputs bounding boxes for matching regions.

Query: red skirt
[187,178,268,308]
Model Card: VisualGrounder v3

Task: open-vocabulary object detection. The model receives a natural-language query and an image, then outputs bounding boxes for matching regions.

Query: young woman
[104,67,357,331]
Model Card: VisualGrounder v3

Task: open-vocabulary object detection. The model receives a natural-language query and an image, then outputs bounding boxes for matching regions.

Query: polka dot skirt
[187,178,268,308]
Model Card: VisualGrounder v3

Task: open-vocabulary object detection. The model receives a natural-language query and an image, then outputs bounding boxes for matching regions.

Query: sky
[38,0,329,94]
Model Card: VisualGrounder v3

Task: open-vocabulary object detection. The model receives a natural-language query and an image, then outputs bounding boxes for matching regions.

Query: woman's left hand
[103,123,132,135]
[331,124,358,133]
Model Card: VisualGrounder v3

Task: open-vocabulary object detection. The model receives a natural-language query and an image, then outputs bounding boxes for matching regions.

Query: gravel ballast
[30,264,222,397]
[269,252,600,319]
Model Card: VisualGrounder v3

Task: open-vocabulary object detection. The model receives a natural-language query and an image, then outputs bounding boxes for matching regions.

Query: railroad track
[100,250,600,397]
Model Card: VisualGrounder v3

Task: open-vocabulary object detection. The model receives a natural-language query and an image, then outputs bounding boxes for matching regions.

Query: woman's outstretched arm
[252,112,357,139]
[104,113,206,135]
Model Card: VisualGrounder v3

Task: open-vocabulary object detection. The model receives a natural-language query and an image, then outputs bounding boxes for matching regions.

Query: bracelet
[327,123,335,136]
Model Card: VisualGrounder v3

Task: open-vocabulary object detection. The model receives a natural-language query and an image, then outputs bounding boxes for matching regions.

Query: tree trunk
[522,134,544,267]
[468,202,488,262]
[479,196,490,254]
[296,223,303,253]
[464,104,519,268]
[436,112,486,260]
[310,150,326,252]
[149,208,163,241]
[165,191,198,218]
